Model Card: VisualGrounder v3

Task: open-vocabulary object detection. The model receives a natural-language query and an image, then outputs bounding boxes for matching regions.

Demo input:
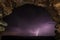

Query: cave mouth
[3,4,56,36]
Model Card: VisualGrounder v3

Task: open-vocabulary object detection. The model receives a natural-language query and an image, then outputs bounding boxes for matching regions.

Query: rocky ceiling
[0,0,60,16]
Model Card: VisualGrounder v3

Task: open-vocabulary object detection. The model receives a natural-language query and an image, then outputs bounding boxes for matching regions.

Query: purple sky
[3,4,56,36]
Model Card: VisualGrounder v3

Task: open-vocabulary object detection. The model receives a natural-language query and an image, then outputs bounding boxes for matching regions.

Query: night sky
[3,4,56,36]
